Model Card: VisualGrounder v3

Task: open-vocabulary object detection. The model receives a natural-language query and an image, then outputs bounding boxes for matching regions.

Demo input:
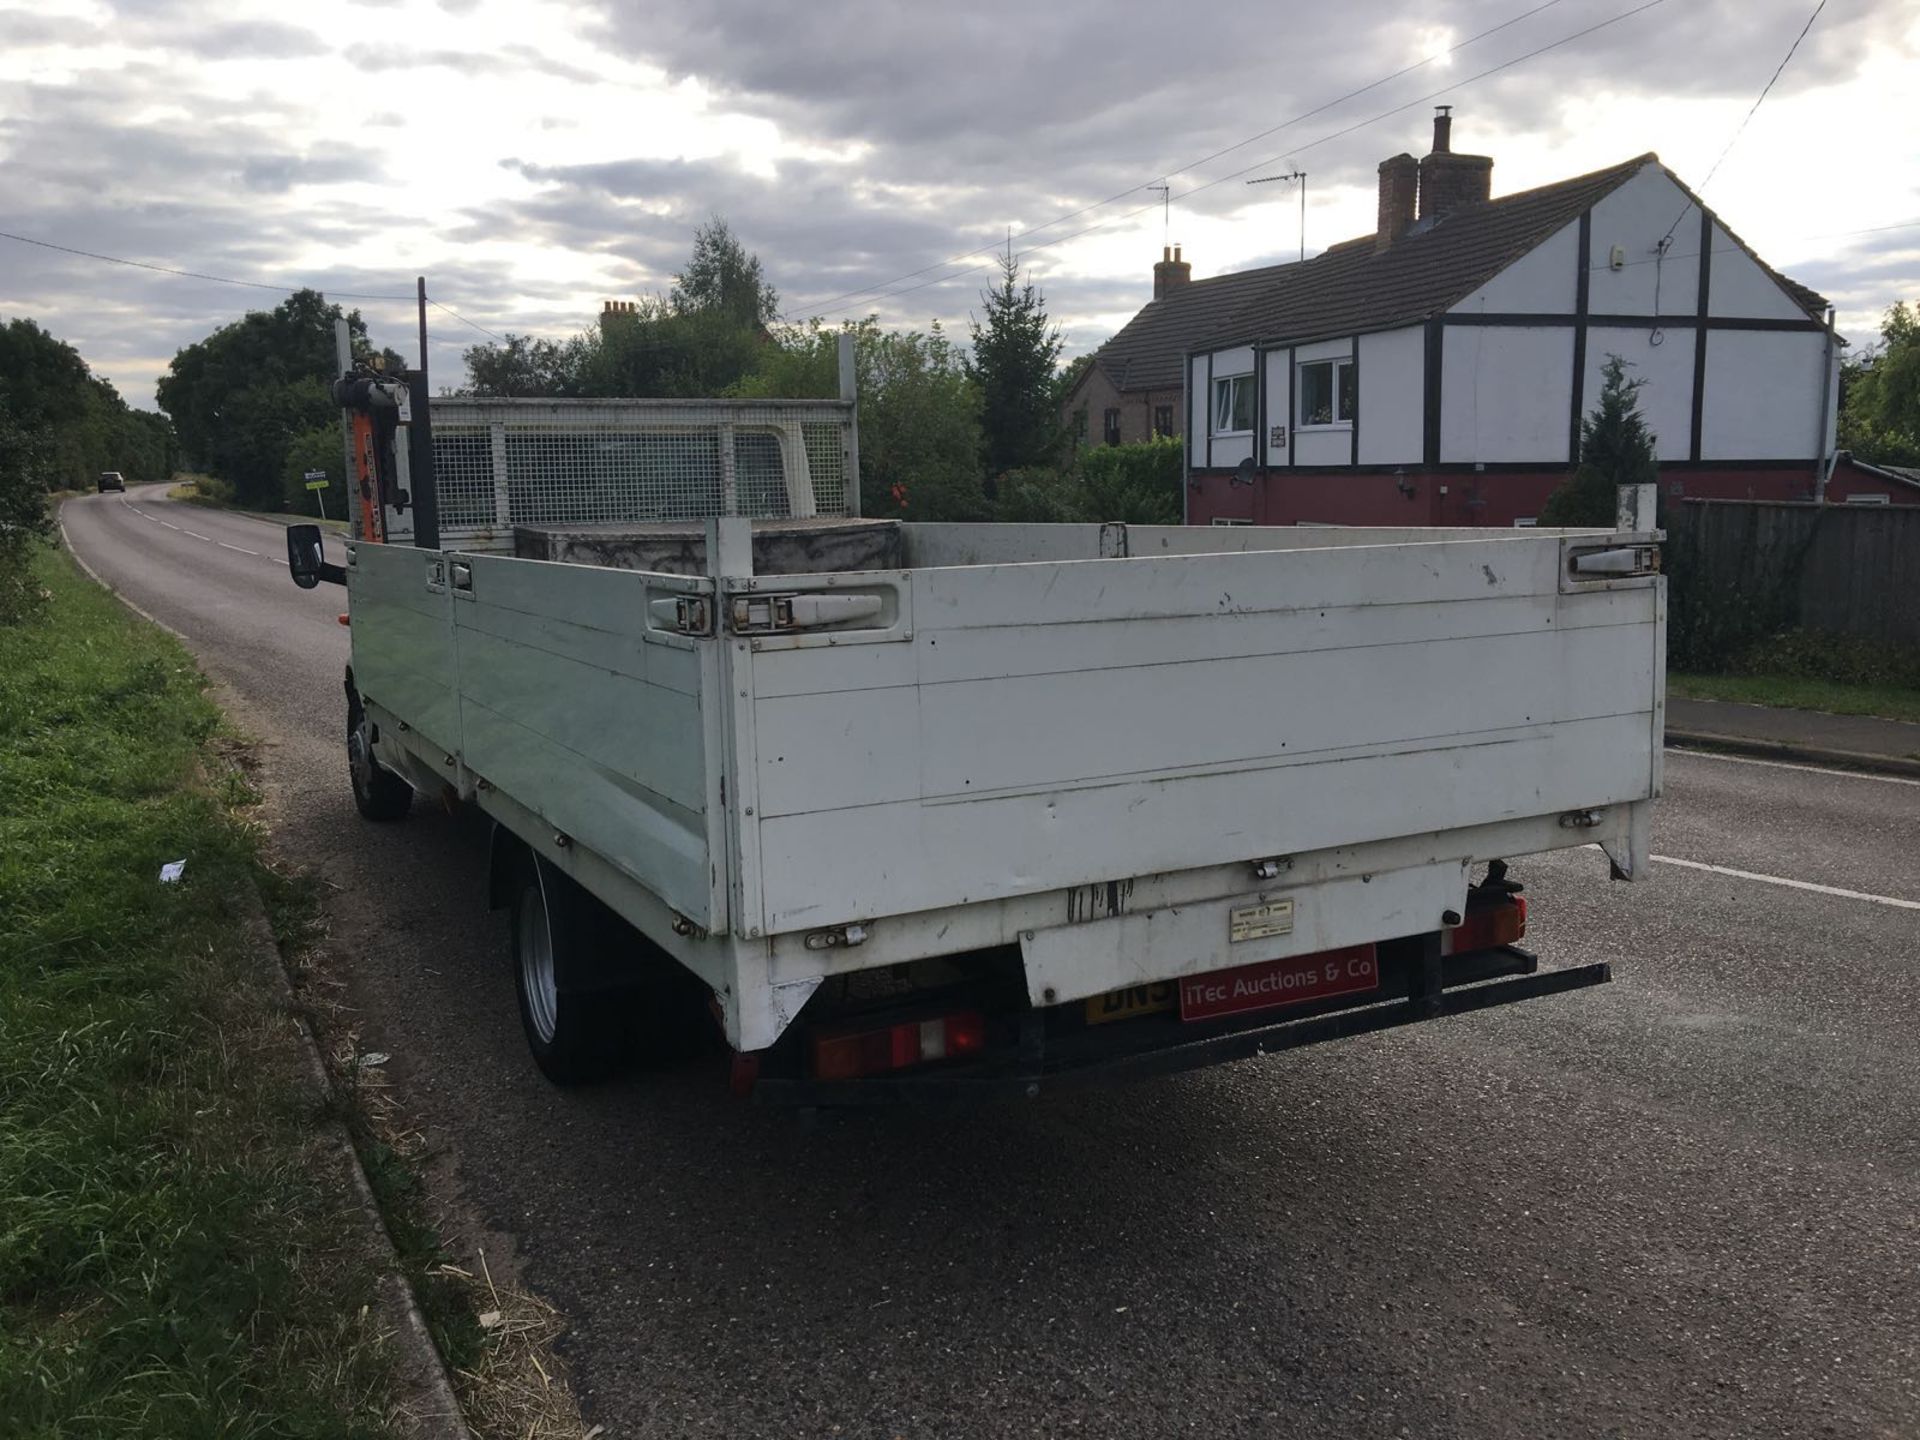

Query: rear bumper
[753,949,1611,1107]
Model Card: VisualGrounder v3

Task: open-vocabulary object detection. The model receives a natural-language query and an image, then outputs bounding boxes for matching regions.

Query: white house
[1184,110,1866,526]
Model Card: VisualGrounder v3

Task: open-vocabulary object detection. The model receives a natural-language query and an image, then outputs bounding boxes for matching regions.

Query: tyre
[507,849,714,1085]
[346,686,412,822]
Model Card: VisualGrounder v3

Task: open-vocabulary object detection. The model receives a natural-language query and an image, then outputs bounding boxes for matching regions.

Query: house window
[1212,373,1254,434]
[1210,517,1253,526]
[1298,359,1355,427]
[1153,404,1175,437]
[1073,407,1088,444]
[1103,408,1122,446]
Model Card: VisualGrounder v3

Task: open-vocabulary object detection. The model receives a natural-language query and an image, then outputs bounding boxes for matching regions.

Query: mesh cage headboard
[426,396,857,549]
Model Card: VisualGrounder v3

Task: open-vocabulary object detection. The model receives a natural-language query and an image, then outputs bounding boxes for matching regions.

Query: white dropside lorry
[288,348,1661,1102]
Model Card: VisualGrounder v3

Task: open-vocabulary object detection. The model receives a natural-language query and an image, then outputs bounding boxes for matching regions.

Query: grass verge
[170,474,348,532]
[0,544,397,1436]
[1669,672,1920,724]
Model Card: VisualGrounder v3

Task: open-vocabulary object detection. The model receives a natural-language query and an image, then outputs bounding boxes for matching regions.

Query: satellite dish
[1231,457,1257,488]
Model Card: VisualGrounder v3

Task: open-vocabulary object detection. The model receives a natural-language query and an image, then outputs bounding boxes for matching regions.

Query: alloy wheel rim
[518,883,559,1045]
[348,715,375,794]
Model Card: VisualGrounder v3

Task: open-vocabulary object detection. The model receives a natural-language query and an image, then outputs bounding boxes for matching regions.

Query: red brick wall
[1185,464,1916,527]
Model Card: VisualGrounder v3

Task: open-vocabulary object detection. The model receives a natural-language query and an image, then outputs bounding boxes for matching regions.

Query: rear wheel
[508,850,713,1085]
[346,687,412,822]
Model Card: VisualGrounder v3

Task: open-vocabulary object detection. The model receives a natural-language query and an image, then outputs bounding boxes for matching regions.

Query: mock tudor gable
[1180,111,1863,525]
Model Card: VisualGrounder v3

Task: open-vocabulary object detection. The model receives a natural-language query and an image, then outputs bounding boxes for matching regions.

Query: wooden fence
[1663,500,1920,659]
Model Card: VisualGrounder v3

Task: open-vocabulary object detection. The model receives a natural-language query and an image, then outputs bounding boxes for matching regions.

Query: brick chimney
[1376,153,1418,251]
[1153,244,1192,300]
[1417,105,1492,222]
[599,299,638,335]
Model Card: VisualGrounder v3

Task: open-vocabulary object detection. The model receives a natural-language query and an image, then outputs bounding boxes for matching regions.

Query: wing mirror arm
[286,524,347,589]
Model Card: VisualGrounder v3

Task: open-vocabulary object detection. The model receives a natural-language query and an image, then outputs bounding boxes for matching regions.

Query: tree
[157,289,392,509]
[1838,300,1920,467]
[737,318,989,520]
[461,221,777,401]
[585,300,766,399]
[0,319,177,490]
[672,216,779,328]
[280,425,344,514]
[460,332,590,398]
[996,436,1183,526]
[1540,354,1658,526]
[0,391,56,622]
[967,252,1064,483]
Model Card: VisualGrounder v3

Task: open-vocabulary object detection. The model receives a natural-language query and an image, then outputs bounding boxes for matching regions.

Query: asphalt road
[63,485,1920,1439]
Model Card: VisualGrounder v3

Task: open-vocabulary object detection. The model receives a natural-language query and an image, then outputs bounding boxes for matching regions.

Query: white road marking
[1668,746,1920,788]
[181,529,212,541]
[218,541,260,556]
[1650,854,1920,911]
[160,521,179,530]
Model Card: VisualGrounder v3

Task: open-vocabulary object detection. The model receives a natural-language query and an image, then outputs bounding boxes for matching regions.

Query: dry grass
[260,860,591,1440]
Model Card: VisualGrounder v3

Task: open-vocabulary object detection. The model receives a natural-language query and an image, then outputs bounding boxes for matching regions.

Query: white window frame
[1210,517,1253,526]
[1297,358,1354,429]
[1211,373,1255,436]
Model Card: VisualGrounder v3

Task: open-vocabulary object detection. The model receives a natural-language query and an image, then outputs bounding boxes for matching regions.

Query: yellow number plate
[1084,980,1179,1026]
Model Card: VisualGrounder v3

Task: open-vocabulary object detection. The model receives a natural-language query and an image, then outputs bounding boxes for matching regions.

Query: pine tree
[1541,354,1658,526]
[968,252,1065,483]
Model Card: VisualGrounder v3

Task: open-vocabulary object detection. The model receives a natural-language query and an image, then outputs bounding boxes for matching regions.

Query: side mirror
[287,524,325,588]
[286,525,345,588]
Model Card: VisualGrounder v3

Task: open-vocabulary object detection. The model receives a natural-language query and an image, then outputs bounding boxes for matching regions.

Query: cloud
[2,0,1915,406]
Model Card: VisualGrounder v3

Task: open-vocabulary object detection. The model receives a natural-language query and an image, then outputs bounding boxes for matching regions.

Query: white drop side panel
[742,538,1661,934]
[448,554,720,929]
[347,543,463,757]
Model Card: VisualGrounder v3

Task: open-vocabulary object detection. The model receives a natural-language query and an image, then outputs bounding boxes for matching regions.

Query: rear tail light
[812,1011,987,1081]
[1443,896,1527,954]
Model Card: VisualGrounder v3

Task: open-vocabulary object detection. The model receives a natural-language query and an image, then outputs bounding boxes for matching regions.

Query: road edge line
[57,498,192,643]
[1664,728,1920,781]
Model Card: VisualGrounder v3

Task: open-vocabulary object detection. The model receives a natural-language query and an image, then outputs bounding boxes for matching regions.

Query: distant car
[97,471,126,493]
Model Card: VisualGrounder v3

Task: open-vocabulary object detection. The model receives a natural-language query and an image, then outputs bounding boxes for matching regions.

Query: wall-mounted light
[1394,466,1417,499]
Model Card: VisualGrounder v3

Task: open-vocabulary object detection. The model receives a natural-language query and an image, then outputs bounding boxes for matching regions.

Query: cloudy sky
[3,0,1916,410]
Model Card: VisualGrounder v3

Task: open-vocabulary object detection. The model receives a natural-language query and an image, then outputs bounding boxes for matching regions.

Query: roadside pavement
[1667,696,1920,776]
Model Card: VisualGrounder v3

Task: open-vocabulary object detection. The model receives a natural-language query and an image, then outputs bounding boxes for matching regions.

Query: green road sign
[305,479,329,491]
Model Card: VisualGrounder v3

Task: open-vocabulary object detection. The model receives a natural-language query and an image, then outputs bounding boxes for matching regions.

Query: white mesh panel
[428,397,854,546]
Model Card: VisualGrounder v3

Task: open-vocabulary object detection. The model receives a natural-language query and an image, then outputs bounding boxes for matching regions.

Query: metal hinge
[649,595,713,636]
[728,592,883,635]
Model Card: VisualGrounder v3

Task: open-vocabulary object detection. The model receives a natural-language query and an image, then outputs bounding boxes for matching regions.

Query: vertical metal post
[409,277,440,549]
[1616,482,1657,531]
[719,424,739,515]
[1814,304,1837,505]
[837,331,861,517]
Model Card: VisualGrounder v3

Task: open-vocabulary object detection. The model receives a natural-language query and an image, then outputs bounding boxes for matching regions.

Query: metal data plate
[1229,898,1294,944]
